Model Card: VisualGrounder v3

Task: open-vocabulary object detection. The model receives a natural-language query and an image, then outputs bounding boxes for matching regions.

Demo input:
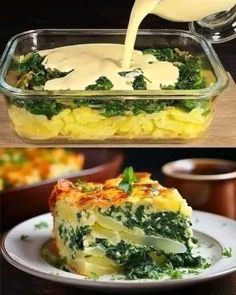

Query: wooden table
[0,74,235,147]
[1,251,235,295]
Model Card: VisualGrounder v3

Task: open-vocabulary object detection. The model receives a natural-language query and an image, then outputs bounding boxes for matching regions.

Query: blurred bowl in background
[0,149,123,230]
[162,158,236,219]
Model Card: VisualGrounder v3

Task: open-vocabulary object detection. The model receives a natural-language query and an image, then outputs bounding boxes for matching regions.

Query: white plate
[1,210,236,291]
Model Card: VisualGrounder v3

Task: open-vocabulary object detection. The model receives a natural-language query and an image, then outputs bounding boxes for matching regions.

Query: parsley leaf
[222,247,232,257]
[87,272,99,280]
[34,221,49,230]
[20,234,29,241]
[118,167,139,193]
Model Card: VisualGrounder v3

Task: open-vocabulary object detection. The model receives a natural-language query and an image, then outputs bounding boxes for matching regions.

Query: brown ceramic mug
[162,158,236,219]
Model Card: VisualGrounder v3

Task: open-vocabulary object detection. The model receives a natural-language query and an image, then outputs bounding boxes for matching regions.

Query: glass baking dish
[0,29,228,144]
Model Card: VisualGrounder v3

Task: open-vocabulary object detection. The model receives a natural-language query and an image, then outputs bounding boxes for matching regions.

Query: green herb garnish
[165,263,184,279]
[118,167,139,193]
[74,180,101,193]
[86,76,113,90]
[222,247,232,257]
[87,272,99,280]
[34,221,49,230]
[20,234,29,241]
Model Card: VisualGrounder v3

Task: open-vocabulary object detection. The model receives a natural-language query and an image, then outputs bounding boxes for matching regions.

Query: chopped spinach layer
[10,96,210,119]
[100,205,192,245]
[73,98,210,117]
[58,223,91,251]
[95,238,206,280]
[10,97,65,119]
[14,52,72,90]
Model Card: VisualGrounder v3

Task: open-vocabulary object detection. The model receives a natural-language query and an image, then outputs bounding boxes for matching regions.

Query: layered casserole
[0,30,228,143]
[48,167,207,279]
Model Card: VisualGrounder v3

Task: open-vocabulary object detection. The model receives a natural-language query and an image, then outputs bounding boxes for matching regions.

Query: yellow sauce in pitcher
[123,0,236,68]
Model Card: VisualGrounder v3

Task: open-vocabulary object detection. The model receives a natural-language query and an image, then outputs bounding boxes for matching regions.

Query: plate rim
[1,210,236,289]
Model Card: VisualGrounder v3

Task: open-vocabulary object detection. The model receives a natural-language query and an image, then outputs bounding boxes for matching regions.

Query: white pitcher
[151,0,236,43]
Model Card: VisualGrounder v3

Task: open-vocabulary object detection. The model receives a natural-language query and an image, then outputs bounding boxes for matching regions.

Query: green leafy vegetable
[15,52,73,90]
[222,247,232,257]
[164,263,184,279]
[58,224,91,251]
[176,99,210,112]
[11,96,210,119]
[74,180,101,193]
[85,76,113,90]
[143,48,206,90]
[101,205,193,245]
[95,238,207,280]
[11,97,65,119]
[143,48,185,63]
[87,272,99,280]
[175,57,205,89]
[125,262,163,280]
[34,221,49,230]
[20,234,29,241]
[132,75,147,90]
[81,100,172,117]
[118,167,139,193]
[11,48,210,118]
[167,251,205,268]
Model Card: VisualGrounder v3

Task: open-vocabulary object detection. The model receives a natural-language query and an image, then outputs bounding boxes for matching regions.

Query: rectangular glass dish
[0,29,228,144]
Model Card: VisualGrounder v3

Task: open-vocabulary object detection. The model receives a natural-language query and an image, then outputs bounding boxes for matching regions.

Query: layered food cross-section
[5,44,214,141]
[49,167,207,279]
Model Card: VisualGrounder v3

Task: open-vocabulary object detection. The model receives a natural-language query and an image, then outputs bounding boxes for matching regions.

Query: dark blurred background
[0,0,235,78]
[122,148,236,182]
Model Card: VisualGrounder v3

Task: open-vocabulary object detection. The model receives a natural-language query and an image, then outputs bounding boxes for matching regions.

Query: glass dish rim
[0,28,229,100]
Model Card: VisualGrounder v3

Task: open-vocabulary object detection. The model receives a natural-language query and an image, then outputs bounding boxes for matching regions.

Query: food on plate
[7,46,212,140]
[0,148,84,191]
[48,167,208,279]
